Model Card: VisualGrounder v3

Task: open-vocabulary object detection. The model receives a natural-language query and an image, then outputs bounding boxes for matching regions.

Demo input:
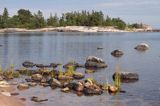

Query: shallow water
[0,32,160,106]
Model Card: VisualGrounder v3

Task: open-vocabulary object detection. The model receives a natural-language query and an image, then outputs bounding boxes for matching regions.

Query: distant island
[0,8,157,33]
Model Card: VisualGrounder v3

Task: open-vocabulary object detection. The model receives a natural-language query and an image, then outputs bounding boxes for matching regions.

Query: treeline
[0,8,143,30]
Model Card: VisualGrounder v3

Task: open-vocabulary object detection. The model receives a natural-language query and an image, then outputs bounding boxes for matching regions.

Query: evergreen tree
[0,8,131,30]
[0,15,3,28]
[47,14,59,27]
[33,10,46,28]
[2,8,9,28]
[17,9,33,28]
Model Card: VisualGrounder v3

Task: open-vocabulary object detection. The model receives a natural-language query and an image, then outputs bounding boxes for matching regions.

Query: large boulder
[22,61,35,68]
[85,56,107,68]
[113,72,139,83]
[111,49,124,57]
[134,43,149,51]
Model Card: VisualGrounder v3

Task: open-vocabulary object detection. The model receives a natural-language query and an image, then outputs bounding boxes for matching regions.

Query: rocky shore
[0,26,156,33]
[0,55,141,106]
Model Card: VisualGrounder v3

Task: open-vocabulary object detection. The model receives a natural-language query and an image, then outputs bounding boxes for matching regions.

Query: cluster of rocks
[0,42,148,103]
[15,55,140,98]
[21,42,149,73]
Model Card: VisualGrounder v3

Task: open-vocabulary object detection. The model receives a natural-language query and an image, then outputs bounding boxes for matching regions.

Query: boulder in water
[134,43,149,51]
[22,61,35,68]
[111,49,124,57]
[85,56,107,68]
[113,72,139,83]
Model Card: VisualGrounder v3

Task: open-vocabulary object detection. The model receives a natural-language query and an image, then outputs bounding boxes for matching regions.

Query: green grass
[65,65,75,76]
[114,65,121,90]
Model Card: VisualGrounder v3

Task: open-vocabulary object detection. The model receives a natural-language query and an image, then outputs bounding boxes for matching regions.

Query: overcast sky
[0,0,160,28]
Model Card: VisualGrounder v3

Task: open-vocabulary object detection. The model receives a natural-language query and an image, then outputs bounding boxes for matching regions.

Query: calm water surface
[0,32,160,106]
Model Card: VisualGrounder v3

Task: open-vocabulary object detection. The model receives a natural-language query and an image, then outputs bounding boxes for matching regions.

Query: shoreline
[0,26,158,33]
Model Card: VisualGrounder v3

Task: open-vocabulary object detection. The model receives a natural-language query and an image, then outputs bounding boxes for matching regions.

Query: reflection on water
[0,32,160,105]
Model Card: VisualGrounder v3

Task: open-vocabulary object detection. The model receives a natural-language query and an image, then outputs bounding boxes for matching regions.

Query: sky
[0,0,160,28]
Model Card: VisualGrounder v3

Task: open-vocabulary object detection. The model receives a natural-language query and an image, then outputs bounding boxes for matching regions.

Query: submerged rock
[63,61,84,68]
[83,87,103,96]
[11,92,20,96]
[134,43,149,51]
[17,83,29,90]
[97,47,104,50]
[111,49,124,57]
[31,96,48,102]
[22,61,35,68]
[61,87,70,93]
[85,69,95,74]
[85,56,107,68]
[73,72,85,79]
[113,72,139,82]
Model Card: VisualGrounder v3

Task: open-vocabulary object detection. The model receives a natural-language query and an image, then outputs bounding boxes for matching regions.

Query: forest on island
[0,8,143,30]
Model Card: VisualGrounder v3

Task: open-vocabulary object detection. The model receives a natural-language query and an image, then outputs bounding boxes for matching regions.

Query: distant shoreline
[0,26,159,33]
